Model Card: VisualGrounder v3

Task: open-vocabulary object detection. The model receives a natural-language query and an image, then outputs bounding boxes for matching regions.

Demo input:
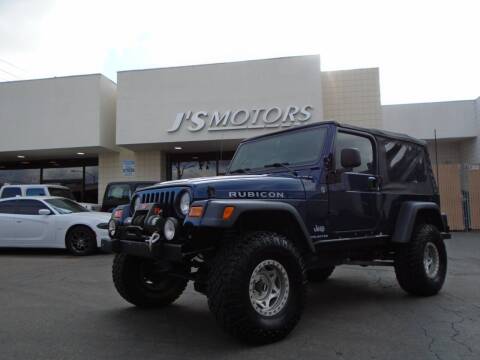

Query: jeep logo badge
[229,191,285,199]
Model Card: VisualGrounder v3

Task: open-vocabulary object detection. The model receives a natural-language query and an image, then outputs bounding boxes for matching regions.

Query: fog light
[163,217,178,241]
[108,219,117,237]
[147,215,161,227]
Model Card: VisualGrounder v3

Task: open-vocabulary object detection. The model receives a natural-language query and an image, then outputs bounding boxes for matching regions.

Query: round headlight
[163,217,178,241]
[179,191,191,216]
[108,219,116,237]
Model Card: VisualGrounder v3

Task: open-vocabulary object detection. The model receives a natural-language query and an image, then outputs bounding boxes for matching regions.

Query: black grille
[140,190,176,215]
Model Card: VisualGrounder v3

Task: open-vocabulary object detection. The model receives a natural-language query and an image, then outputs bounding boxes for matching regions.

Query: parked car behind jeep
[101,181,158,212]
[102,121,450,344]
[0,184,100,211]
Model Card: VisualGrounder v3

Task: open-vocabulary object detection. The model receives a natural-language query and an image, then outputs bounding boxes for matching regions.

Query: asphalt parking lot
[1,233,479,360]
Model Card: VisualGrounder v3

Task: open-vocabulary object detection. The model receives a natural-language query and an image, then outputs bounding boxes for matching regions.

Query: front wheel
[394,224,447,296]
[207,231,306,344]
[112,254,188,307]
[66,226,97,256]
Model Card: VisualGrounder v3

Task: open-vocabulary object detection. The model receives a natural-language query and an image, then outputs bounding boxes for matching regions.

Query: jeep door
[327,130,382,236]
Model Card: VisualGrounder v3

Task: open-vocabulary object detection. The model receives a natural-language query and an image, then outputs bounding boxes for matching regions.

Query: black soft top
[243,121,426,146]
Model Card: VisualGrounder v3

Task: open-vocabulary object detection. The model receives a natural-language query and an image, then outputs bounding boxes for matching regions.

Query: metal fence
[436,163,480,231]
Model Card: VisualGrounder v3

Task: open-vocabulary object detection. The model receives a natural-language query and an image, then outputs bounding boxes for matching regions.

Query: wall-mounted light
[174,146,182,150]
[77,152,85,155]
[17,155,25,159]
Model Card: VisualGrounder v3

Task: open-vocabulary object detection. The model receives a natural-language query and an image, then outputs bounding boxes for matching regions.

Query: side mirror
[341,148,361,169]
[38,209,52,216]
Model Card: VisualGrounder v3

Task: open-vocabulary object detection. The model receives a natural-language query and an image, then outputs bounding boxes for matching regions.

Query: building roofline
[383,98,476,107]
[0,73,116,86]
[117,54,320,74]
[321,66,380,73]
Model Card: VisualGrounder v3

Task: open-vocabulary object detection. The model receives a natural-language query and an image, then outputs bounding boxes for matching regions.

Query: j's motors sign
[167,105,314,133]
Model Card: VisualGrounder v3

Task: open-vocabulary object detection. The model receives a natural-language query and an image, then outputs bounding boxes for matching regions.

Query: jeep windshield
[228,126,327,173]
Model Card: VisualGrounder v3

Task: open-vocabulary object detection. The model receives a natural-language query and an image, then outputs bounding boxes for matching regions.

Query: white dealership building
[0,55,479,229]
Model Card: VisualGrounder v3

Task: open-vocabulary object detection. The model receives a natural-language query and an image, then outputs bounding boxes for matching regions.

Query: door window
[26,188,46,196]
[1,187,22,198]
[15,200,49,215]
[0,200,17,214]
[335,132,375,174]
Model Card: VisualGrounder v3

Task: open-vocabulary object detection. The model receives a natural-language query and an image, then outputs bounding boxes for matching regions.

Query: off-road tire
[66,225,97,256]
[207,231,306,344]
[112,254,188,307]
[307,266,335,283]
[394,223,447,296]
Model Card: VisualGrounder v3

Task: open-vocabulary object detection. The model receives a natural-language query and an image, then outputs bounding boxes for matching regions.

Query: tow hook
[146,232,161,252]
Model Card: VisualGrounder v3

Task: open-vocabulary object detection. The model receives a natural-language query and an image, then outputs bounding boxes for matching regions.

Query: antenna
[434,128,440,192]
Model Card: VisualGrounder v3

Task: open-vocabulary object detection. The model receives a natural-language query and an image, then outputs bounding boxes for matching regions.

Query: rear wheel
[66,226,97,256]
[207,231,306,344]
[394,223,447,296]
[112,254,188,307]
[307,266,335,283]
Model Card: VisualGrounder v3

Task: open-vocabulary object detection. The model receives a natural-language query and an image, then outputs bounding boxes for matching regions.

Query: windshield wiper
[229,167,251,174]
[263,162,298,176]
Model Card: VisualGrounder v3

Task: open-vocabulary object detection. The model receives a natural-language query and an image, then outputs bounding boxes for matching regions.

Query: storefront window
[0,160,98,203]
[168,152,234,180]
[84,166,99,203]
[43,167,83,201]
[218,159,231,175]
[172,160,216,180]
[0,169,40,186]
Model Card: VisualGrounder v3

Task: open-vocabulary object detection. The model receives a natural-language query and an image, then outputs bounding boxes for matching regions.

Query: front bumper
[101,237,183,260]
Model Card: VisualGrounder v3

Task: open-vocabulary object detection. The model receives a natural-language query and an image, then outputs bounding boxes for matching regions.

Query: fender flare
[392,201,444,243]
[187,199,315,252]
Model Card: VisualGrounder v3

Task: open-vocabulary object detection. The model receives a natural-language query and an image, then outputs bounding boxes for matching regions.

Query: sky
[0,0,479,105]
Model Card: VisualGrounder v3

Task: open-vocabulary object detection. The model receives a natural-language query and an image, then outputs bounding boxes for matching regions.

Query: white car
[0,184,101,211]
[0,196,111,255]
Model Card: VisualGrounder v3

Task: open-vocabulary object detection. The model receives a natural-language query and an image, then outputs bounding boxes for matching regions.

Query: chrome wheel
[249,259,290,317]
[424,242,440,278]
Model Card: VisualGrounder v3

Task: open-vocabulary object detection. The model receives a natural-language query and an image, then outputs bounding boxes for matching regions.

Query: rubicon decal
[229,191,285,199]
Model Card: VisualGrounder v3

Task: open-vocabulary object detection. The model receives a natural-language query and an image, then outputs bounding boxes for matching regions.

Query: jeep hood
[142,174,306,200]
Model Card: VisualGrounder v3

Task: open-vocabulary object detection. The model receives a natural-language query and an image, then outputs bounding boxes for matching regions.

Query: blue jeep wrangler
[103,121,450,344]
